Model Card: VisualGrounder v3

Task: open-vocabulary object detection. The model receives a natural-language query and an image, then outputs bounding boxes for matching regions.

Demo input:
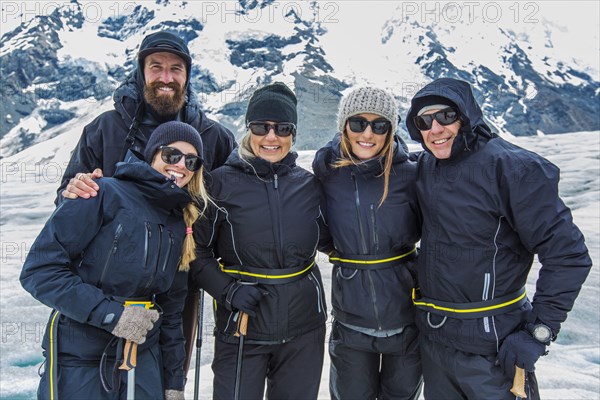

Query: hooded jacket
[56,68,236,203]
[21,153,191,390]
[190,150,329,343]
[312,134,420,331]
[405,78,591,355]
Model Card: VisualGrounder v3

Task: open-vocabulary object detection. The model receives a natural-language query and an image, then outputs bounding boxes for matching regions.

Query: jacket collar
[313,133,409,178]
[225,149,298,178]
[112,71,208,132]
[114,151,192,211]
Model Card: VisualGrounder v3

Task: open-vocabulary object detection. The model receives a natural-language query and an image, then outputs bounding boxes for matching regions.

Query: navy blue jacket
[406,78,592,355]
[57,71,236,203]
[191,150,329,343]
[21,153,191,390]
[313,134,420,331]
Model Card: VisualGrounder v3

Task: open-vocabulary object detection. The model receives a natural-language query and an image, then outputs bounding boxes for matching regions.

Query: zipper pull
[273,173,279,189]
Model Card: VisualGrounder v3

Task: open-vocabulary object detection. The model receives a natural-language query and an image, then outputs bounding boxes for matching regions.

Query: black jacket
[56,72,236,203]
[191,150,329,343]
[313,134,420,331]
[21,153,191,390]
[406,78,592,355]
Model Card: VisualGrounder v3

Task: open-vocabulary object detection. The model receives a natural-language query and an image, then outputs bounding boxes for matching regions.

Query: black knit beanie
[245,82,298,126]
[144,121,204,164]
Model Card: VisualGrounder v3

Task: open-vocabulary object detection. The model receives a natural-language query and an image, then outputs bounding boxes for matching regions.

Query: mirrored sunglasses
[347,117,391,135]
[247,121,296,137]
[159,146,203,172]
[413,107,459,131]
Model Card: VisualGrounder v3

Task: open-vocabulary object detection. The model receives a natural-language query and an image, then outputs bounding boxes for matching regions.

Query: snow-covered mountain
[1,1,598,158]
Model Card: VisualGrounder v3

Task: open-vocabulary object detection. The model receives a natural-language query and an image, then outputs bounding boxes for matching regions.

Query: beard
[143,81,186,118]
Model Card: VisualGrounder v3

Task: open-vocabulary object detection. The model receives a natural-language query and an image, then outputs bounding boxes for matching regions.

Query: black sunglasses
[159,146,203,172]
[247,121,296,137]
[347,117,391,135]
[413,107,459,131]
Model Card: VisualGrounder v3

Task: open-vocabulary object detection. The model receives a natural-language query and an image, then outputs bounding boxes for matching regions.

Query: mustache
[147,81,183,92]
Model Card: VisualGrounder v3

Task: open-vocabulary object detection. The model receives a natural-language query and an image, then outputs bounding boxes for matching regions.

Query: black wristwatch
[526,322,554,345]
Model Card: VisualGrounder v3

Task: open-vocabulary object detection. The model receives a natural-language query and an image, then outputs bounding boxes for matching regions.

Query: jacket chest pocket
[97,224,124,288]
[142,222,177,290]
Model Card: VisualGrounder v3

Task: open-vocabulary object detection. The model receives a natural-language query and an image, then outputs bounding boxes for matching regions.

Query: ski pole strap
[48,310,60,400]
[100,336,122,393]
[329,247,417,270]
[221,259,315,285]
[412,287,528,319]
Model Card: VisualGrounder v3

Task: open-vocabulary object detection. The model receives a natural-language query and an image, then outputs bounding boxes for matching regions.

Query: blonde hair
[235,131,272,181]
[238,131,256,161]
[179,166,210,271]
[333,121,395,207]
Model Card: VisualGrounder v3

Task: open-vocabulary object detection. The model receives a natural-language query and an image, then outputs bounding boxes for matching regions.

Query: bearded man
[57,31,235,201]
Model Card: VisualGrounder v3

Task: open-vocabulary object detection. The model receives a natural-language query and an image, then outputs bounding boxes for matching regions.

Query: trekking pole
[510,366,527,398]
[193,289,205,400]
[119,301,153,400]
[120,340,138,400]
[233,312,249,400]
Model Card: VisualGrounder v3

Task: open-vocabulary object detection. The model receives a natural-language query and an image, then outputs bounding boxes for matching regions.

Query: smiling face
[418,109,462,159]
[345,113,389,160]
[249,122,293,163]
[151,141,197,188]
[143,52,187,116]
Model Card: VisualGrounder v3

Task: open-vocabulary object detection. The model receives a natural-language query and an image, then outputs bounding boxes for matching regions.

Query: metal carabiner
[427,312,447,329]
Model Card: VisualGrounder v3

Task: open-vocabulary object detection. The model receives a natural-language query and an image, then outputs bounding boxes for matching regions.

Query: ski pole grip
[119,340,138,371]
[118,301,151,371]
[235,312,249,337]
[510,366,527,398]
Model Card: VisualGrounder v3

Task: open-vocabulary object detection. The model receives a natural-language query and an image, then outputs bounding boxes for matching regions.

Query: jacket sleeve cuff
[87,299,124,332]
[164,370,185,391]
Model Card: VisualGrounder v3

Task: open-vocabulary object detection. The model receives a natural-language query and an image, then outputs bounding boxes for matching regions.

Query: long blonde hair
[333,122,395,207]
[179,166,210,271]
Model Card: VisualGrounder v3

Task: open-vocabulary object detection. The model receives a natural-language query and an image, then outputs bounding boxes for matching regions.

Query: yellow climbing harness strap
[329,247,417,270]
[221,259,315,284]
[412,287,528,319]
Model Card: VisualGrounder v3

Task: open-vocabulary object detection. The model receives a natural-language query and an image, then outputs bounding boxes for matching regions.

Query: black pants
[37,343,164,400]
[212,326,325,400]
[329,321,423,400]
[420,335,540,400]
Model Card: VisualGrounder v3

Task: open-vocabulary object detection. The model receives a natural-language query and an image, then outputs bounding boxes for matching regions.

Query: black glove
[497,330,547,377]
[224,281,264,317]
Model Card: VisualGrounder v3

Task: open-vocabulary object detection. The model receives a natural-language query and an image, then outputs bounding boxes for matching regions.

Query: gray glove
[111,306,159,344]
[165,389,185,400]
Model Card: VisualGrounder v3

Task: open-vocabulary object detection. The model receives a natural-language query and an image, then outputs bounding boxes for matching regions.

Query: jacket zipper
[308,272,323,313]
[367,270,383,330]
[162,233,174,272]
[272,173,284,266]
[370,204,379,251]
[98,224,123,288]
[143,222,151,267]
[77,251,85,268]
[145,224,163,289]
[351,173,368,254]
